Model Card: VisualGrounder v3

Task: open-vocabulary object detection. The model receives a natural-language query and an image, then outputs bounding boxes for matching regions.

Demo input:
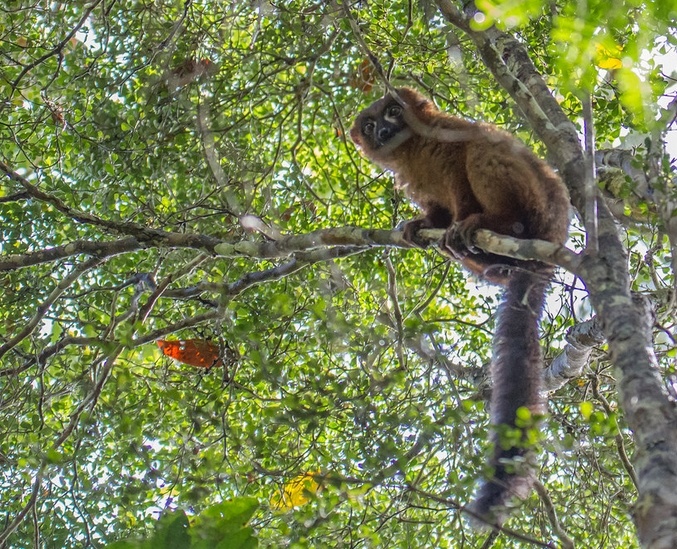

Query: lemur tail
[467,266,551,527]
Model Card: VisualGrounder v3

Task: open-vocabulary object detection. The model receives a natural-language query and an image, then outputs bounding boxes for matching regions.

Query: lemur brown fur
[350,88,570,526]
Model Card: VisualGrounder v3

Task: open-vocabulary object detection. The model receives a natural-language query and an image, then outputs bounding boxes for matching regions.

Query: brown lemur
[350,88,570,526]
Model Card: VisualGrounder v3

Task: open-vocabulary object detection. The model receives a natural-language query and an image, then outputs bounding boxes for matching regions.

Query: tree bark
[435,2,677,547]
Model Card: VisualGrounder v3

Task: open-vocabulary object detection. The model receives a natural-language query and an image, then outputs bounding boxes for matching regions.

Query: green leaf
[151,511,191,549]
[580,401,594,420]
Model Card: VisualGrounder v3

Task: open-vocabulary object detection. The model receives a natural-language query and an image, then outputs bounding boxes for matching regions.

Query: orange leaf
[157,339,222,368]
[348,59,376,93]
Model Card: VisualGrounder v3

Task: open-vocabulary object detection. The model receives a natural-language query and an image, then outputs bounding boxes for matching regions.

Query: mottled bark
[435,2,677,547]
[542,317,604,392]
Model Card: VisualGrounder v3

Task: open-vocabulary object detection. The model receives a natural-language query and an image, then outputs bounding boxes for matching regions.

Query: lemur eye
[362,120,375,135]
[387,104,402,117]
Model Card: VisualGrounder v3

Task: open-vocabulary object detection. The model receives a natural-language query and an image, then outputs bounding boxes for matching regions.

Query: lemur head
[350,88,434,166]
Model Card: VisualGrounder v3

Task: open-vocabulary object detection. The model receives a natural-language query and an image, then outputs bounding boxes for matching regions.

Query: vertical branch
[582,92,599,254]
[340,0,396,95]
[197,102,243,216]
[648,104,677,308]
[384,251,406,368]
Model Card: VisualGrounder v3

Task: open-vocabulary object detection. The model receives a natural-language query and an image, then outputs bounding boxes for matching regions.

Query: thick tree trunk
[435,1,677,546]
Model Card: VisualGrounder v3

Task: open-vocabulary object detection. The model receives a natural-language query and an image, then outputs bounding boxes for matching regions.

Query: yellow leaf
[580,401,594,420]
[270,471,321,511]
[594,42,623,70]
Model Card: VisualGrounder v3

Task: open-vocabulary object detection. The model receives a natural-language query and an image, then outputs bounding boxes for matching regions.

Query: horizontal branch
[216,226,582,275]
[0,223,581,276]
[213,226,406,257]
[0,337,107,378]
[131,246,365,346]
[465,228,582,274]
[0,237,142,271]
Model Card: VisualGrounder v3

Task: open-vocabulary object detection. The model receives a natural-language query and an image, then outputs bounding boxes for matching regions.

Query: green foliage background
[0,1,675,547]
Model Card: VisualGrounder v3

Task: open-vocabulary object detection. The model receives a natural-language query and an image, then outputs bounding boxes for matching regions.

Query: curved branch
[132,245,365,346]
[0,466,45,546]
[0,161,221,249]
[533,481,575,549]
[0,256,105,360]
[543,316,604,392]
[0,337,107,378]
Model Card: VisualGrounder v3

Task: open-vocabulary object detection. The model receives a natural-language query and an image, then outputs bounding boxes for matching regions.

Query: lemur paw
[442,222,479,259]
[401,218,434,248]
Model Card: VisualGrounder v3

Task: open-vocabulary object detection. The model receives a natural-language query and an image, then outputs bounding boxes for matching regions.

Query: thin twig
[0,256,105,359]
[591,378,639,488]
[533,480,575,549]
[10,0,105,94]
[0,466,45,545]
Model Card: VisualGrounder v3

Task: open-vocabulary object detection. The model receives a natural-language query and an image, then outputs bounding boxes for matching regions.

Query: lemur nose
[378,127,392,141]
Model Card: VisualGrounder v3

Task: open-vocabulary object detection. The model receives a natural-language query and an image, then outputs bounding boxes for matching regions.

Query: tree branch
[0,160,222,249]
[543,316,604,392]
[0,238,143,271]
[0,466,45,546]
[434,4,677,546]
[9,0,105,94]
[533,481,575,549]
[0,256,105,360]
